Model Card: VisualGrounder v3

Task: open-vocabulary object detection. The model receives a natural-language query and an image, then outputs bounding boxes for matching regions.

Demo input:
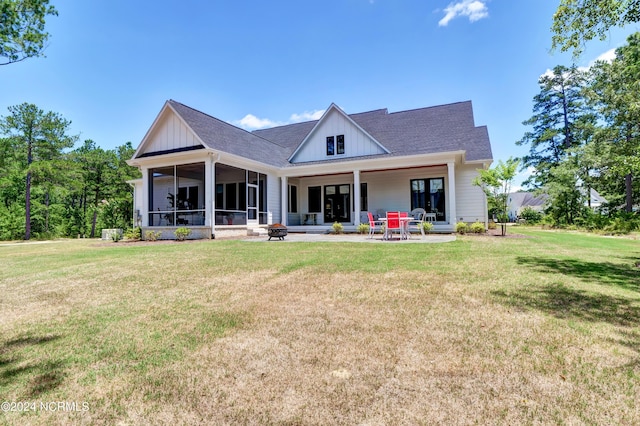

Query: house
[507,192,547,222]
[126,100,493,239]
[507,188,608,221]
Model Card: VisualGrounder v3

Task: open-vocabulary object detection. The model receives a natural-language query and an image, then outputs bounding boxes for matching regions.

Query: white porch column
[141,167,149,227]
[281,176,288,226]
[205,155,215,236]
[353,169,361,226]
[447,162,457,225]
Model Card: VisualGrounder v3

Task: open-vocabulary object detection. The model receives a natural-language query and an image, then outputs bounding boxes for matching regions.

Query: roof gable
[133,102,204,159]
[162,101,291,167]
[288,104,389,163]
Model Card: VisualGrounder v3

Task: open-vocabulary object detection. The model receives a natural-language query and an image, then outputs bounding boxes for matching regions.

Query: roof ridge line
[387,100,472,115]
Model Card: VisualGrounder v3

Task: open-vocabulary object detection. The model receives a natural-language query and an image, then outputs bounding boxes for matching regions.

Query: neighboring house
[507,189,607,221]
[507,192,547,221]
[586,187,607,209]
[126,100,493,238]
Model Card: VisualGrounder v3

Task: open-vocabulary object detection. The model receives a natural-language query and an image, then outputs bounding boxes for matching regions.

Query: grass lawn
[0,229,639,425]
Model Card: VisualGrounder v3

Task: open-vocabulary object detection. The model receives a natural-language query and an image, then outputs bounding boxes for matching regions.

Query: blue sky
[2,0,637,188]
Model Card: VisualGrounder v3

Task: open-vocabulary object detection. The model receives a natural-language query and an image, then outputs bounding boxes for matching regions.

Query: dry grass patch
[0,231,639,424]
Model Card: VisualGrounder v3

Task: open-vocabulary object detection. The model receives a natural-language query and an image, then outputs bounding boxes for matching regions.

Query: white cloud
[236,114,282,130]
[235,109,326,130]
[438,0,488,27]
[539,48,618,81]
[289,109,325,122]
[586,48,616,68]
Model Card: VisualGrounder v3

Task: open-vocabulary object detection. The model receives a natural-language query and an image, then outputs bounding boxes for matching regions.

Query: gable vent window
[336,135,345,154]
[326,136,335,156]
[326,135,345,156]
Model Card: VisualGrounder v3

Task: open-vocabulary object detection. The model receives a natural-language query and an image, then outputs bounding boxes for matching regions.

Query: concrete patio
[247,232,456,243]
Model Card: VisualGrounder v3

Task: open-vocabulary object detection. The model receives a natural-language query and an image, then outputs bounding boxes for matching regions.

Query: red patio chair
[367,212,383,239]
[385,211,403,240]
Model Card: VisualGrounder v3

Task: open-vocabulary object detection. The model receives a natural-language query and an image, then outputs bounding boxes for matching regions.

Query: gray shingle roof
[166,100,292,167]
[158,99,492,167]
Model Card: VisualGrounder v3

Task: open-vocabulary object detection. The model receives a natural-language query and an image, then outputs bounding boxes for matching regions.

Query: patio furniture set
[367,208,434,240]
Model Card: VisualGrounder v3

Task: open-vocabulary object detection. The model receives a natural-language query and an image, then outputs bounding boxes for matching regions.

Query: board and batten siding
[291,109,386,163]
[143,112,200,154]
[454,164,487,224]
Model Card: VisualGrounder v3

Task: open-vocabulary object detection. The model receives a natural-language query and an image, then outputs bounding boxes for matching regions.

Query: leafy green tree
[552,0,640,56]
[544,155,588,225]
[0,0,58,65]
[65,141,139,237]
[0,103,76,239]
[517,65,594,188]
[473,157,520,236]
[588,32,640,212]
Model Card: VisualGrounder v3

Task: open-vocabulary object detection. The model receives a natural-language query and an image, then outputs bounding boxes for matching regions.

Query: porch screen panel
[259,173,267,224]
[175,163,205,226]
[149,163,205,226]
[149,166,175,226]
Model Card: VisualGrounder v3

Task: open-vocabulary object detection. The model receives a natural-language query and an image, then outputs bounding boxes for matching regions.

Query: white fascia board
[287,103,390,162]
[131,101,171,160]
[127,149,217,169]
[278,151,464,178]
[465,158,494,167]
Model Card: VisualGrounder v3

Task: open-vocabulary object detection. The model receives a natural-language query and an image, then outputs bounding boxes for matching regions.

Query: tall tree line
[0,103,140,240]
[518,32,640,228]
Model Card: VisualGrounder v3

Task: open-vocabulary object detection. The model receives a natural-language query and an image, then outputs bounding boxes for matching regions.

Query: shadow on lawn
[0,334,66,397]
[493,282,640,327]
[515,256,640,291]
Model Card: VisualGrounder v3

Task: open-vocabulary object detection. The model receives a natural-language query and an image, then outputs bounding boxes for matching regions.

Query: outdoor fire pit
[268,224,288,240]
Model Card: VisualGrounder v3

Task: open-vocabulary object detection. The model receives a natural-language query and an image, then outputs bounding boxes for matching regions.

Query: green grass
[0,230,639,425]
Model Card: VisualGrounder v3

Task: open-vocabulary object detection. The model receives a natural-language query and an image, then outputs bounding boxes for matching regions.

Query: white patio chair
[405,208,426,238]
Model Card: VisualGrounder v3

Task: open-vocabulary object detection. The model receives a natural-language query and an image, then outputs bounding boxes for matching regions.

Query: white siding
[268,174,280,225]
[142,112,200,154]
[291,109,386,163]
[455,164,486,223]
[363,166,450,219]
[293,166,462,224]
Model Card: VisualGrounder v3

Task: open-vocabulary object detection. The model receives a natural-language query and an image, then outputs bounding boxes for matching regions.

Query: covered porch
[279,159,461,234]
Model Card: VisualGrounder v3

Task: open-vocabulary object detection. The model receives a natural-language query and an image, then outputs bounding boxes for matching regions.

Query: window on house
[360,182,368,211]
[410,178,446,221]
[326,136,335,156]
[337,135,345,155]
[308,186,321,212]
[288,185,298,213]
